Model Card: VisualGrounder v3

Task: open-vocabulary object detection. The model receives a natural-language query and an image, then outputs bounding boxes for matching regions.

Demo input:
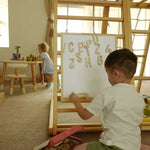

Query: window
[0,0,9,47]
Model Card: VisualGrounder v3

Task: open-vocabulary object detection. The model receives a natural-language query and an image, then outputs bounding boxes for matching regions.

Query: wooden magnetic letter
[69,42,74,53]
[85,56,92,68]
[82,40,92,56]
[86,40,92,48]
[76,52,82,63]
[84,47,90,56]
[78,42,84,53]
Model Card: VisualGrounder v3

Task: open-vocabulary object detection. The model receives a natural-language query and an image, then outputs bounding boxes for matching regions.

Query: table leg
[39,63,44,85]
[15,68,19,76]
[0,63,7,90]
[31,64,36,91]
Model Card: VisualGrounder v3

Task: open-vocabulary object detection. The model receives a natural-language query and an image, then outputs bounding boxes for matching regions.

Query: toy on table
[13,46,21,61]
[144,104,150,116]
[143,95,150,116]
[33,125,83,150]
[25,54,39,61]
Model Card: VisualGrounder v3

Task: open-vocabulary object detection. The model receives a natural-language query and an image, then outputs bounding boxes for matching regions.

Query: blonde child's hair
[38,42,49,52]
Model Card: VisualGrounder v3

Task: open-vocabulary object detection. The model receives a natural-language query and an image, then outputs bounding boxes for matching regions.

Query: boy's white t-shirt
[87,83,145,150]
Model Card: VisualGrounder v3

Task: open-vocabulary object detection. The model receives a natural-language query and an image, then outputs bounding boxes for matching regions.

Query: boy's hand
[69,92,80,103]
[69,92,93,120]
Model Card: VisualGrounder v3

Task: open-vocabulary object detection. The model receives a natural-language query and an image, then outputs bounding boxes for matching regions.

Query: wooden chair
[7,63,28,95]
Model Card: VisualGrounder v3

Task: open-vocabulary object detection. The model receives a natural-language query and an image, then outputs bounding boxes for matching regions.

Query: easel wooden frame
[49,0,150,135]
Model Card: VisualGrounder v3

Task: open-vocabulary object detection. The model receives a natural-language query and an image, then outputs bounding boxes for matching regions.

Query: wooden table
[0,60,44,91]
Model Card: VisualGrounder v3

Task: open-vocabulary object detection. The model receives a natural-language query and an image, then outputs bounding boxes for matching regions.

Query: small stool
[7,63,28,95]
[7,74,26,95]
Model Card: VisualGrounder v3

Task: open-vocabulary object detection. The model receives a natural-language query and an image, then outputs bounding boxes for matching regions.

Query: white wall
[0,0,47,79]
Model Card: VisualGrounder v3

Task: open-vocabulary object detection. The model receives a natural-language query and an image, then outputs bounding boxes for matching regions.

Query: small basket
[33,126,83,150]
[42,136,82,150]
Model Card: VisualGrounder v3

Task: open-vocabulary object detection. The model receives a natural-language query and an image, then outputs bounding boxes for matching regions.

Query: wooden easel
[49,0,150,135]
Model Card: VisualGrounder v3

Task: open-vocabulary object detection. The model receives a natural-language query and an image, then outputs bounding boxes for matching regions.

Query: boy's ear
[113,69,120,76]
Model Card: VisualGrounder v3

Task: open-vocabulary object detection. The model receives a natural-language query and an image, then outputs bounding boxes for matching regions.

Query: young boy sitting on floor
[69,49,150,150]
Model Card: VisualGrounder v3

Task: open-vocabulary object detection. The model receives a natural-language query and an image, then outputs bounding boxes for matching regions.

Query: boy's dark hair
[104,48,137,79]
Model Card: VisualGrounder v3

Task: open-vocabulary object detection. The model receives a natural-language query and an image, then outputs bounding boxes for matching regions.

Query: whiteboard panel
[61,34,116,99]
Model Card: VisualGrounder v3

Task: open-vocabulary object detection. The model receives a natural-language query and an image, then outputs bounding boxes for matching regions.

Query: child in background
[38,42,60,89]
[69,49,150,150]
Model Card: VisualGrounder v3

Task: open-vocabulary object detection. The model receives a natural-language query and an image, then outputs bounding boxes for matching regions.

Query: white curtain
[0,0,9,47]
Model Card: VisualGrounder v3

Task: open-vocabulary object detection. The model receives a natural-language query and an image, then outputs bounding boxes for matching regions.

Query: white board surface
[61,34,116,98]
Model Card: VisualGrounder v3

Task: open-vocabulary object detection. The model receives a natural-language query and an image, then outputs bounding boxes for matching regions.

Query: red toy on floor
[33,125,83,150]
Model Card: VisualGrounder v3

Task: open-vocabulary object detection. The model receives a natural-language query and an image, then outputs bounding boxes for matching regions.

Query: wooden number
[85,56,92,68]
[97,55,103,65]
[95,44,101,54]
[92,34,101,54]
[75,52,82,63]
[68,42,74,53]
[69,58,75,69]
[95,43,100,54]
[105,44,112,53]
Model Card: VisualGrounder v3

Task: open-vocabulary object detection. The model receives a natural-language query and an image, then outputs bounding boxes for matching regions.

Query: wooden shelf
[58,15,123,22]
[49,0,150,136]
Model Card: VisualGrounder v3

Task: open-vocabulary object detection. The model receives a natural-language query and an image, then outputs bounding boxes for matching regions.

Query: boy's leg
[44,74,53,82]
[44,74,47,82]
[73,143,88,150]
[141,144,150,150]
[46,74,53,88]
[47,74,53,83]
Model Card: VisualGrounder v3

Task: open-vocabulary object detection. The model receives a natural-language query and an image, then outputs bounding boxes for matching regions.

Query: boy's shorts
[47,72,53,75]
[87,141,123,150]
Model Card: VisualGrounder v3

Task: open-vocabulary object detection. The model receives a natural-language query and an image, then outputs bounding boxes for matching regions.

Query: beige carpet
[0,82,52,150]
[0,81,150,150]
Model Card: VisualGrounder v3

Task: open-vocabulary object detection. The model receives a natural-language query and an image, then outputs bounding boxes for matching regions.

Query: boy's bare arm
[69,93,93,120]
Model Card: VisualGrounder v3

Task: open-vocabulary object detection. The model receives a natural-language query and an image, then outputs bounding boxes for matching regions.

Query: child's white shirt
[39,52,53,74]
[87,83,145,150]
